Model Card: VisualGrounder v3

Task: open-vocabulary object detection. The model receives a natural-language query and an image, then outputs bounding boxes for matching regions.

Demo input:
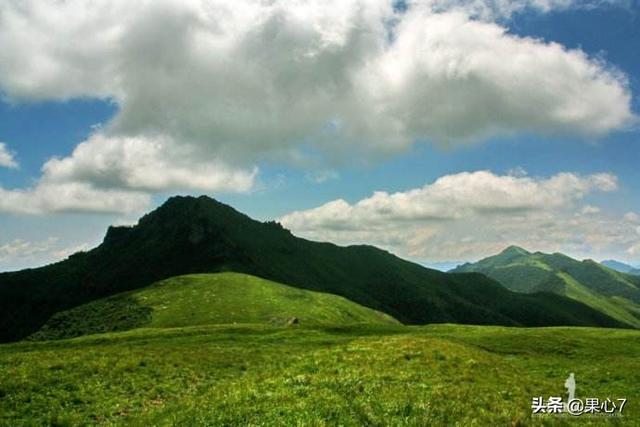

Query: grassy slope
[0,197,627,342]
[1,324,638,425]
[453,247,640,328]
[559,273,640,328]
[30,273,398,340]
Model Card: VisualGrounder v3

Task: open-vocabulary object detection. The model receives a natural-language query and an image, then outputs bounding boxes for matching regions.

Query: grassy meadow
[30,273,398,341]
[1,323,638,426]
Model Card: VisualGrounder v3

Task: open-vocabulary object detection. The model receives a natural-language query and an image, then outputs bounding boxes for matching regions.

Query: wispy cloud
[413,0,632,21]
[0,237,90,271]
[0,143,18,169]
[0,238,58,261]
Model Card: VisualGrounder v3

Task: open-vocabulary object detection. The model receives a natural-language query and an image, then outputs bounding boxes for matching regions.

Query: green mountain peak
[500,245,531,256]
[452,247,640,328]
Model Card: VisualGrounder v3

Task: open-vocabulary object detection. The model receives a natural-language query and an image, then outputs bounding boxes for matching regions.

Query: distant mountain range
[0,196,628,342]
[602,260,640,276]
[423,261,466,272]
[452,246,640,327]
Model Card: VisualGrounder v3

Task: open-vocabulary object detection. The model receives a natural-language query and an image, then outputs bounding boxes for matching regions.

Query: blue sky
[0,0,639,271]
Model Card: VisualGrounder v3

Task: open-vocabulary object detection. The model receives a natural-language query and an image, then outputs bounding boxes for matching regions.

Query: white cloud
[0,133,257,215]
[42,134,257,193]
[0,237,91,271]
[0,143,18,169]
[282,170,617,227]
[0,182,151,215]
[0,0,634,168]
[416,0,630,21]
[628,243,640,256]
[279,170,633,261]
[0,237,58,261]
[365,8,633,144]
[624,212,640,223]
[0,1,634,214]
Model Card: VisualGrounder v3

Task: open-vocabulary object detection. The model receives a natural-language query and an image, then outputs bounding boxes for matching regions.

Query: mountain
[452,247,640,327]
[29,272,399,340]
[423,261,467,272]
[0,196,628,342]
[602,260,640,275]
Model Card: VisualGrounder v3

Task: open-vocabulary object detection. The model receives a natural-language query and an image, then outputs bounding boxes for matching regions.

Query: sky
[0,0,639,271]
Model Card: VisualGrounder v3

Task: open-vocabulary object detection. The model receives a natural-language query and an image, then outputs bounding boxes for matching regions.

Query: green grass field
[1,324,638,426]
[30,273,398,340]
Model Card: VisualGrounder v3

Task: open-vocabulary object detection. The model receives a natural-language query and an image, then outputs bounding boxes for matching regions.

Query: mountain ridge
[0,196,629,342]
[602,259,640,275]
[452,247,640,327]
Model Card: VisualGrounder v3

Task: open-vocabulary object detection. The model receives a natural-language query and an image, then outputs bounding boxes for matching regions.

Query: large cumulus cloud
[0,0,635,213]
